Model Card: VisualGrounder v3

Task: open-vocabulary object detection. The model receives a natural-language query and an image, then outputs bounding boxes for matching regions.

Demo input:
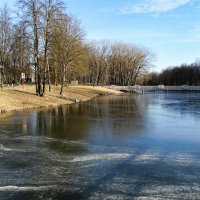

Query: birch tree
[40,0,64,92]
[18,0,50,96]
[0,4,12,88]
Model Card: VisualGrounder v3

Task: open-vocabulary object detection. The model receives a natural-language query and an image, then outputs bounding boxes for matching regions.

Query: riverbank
[0,85,122,115]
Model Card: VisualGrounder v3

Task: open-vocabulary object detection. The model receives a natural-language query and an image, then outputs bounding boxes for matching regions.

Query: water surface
[0,93,200,199]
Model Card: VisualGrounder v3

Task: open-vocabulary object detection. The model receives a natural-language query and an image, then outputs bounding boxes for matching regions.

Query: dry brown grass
[0,85,122,114]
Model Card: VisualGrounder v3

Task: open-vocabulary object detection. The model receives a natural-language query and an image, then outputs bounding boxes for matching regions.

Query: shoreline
[0,85,122,117]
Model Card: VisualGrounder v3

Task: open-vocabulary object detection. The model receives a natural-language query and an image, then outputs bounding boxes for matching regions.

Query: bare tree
[1,1,155,91]
[0,4,12,88]
[18,0,45,96]
[87,41,154,86]
[50,14,85,95]
[11,22,32,83]
[110,43,154,85]
[40,0,64,92]
[88,41,110,86]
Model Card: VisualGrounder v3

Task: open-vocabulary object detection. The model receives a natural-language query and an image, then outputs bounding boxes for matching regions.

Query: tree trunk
[32,1,43,97]
[60,65,65,95]
[47,59,51,92]
[0,69,3,89]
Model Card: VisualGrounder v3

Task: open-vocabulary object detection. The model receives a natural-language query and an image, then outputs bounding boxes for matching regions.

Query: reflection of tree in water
[90,94,147,137]
[29,94,148,140]
[33,106,91,141]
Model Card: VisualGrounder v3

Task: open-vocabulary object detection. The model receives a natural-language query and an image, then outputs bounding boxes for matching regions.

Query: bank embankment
[0,85,122,115]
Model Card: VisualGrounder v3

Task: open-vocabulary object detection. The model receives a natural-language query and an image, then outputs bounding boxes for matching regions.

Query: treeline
[87,41,153,86]
[0,0,153,95]
[3,0,199,91]
[0,0,87,95]
[143,63,200,86]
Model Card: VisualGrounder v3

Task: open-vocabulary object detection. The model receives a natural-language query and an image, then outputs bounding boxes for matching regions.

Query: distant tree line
[86,41,154,86]
[0,0,154,96]
[143,63,200,86]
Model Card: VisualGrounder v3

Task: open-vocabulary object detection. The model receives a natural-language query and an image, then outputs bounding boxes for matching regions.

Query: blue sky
[1,0,200,72]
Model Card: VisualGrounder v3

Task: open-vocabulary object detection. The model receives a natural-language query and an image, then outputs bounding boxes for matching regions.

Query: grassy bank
[0,85,122,115]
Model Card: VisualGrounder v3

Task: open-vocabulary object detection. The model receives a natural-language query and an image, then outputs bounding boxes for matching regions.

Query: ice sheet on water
[134,151,160,162]
[140,184,200,199]
[17,135,87,145]
[0,144,24,152]
[0,185,55,192]
[166,152,200,166]
[70,153,131,162]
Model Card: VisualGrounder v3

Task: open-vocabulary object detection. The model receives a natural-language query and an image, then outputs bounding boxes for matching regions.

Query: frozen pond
[0,93,200,199]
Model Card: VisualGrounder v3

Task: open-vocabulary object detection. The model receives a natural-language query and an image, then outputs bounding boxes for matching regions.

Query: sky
[1,0,200,72]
